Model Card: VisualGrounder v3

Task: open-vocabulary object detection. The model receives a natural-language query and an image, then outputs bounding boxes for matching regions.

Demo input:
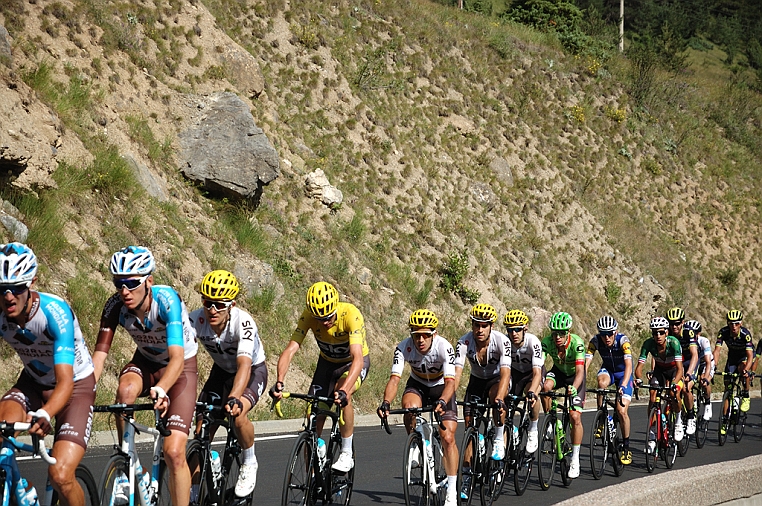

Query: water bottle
[15,478,39,506]
[512,425,520,448]
[478,433,486,458]
[137,470,152,506]
[210,450,222,483]
[316,438,327,470]
[607,415,616,438]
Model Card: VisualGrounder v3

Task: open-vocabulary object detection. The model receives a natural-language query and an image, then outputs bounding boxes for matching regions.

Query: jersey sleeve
[95,293,123,353]
[585,336,599,360]
[345,305,366,348]
[454,336,468,369]
[572,336,586,365]
[390,341,407,378]
[236,311,260,362]
[638,340,652,364]
[499,334,511,369]
[715,329,724,347]
[621,335,632,360]
[40,295,76,366]
[669,338,683,362]
[442,340,456,380]
[155,287,185,348]
[289,308,313,345]
[530,338,544,368]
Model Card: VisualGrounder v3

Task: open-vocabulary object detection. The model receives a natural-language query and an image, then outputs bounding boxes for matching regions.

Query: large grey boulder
[0,26,11,64]
[178,93,280,205]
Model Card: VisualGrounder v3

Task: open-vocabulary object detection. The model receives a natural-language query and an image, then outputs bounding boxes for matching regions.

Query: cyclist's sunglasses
[314,312,336,322]
[203,299,233,312]
[410,329,435,337]
[551,330,569,337]
[652,329,667,336]
[668,320,683,326]
[113,275,149,291]
[505,327,525,333]
[600,330,616,337]
[0,284,29,296]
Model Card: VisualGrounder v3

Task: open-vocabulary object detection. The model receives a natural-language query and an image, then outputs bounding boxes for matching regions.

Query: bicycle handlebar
[380,406,445,434]
[589,388,626,407]
[93,403,171,437]
[0,422,57,465]
[270,392,345,426]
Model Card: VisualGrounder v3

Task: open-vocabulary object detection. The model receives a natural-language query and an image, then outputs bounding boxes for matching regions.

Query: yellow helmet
[306,281,339,318]
[198,270,240,301]
[504,309,529,327]
[727,309,744,322]
[666,307,685,322]
[469,303,497,323]
[409,309,438,329]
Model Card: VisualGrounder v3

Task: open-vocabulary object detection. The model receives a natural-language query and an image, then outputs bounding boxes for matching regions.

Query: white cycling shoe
[568,459,580,479]
[332,451,354,473]
[703,403,713,420]
[686,418,696,436]
[235,462,258,497]
[526,430,539,454]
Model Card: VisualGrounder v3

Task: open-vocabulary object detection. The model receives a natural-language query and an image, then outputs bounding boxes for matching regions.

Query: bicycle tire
[186,439,209,506]
[156,458,172,506]
[610,415,624,477]
[99,455,129,506]
[222,443,244,505]
[329,439,354,506]
[663,411,677,469]
[559,416,572,487]
[403,432,428,506]
[695,393,708,449]
[282,432,315,506]
[0,469,10,506]
[457,427,477,506]
[479,424,504,506]
[677,406,689,457]
[513,415,532,496]
[537,414,555,491]
[645,407,657,473]
[734,410,746,442]
[432,435,447,506]
[51,464,99,506]
[589,410,607,480]
[718,391,731,446]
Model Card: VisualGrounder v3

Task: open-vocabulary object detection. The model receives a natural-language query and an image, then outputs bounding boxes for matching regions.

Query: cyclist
[0,242,96,506]
[685,320,714,420]
[93,246,198,506]
[270,281,369,473]
[540,311,585,479]
[377,309,459,506]
[189,270,266,498]
[453,304,510,499]
[667,307,698,436]
[584,315,634,464]
[635,316,685,449]
[504,309,543,454]
[713,309,753,415]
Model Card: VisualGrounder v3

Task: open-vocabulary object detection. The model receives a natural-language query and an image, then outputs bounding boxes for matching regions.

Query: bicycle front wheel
[734,410,746,442]
[718,391,731,446]
[559,416,572,487]
[663,412,677,469]
[611,415,624,477]
[329,439,354,506]
[589,410,607,480]
[457,427,477,506]
[186,439,209,506]
[645,407,657,473]
[676,411,689,458]
[513,416,532,496]
[403,432,428,506]
[156,457,172,506]
[52,465,99,506]
[99,455,129,506]
[537,414,556,491]
[695,394,709,448]
[221,444,244,505]
[282,432,315,506]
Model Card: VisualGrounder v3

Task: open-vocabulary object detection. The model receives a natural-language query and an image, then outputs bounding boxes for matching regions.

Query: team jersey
[0,291,94,387]
[541,333,585,376]
[586,332,632,374]
[391,335,455,388]
[454,330,511,380]
[98,285,197,364]
[715,325,753,359]
[189,306,265,374]
[677,328,698,360]
[290,302,369,363]
[696,335,714,367]
[638,336,682,369]
[510,332,544,374]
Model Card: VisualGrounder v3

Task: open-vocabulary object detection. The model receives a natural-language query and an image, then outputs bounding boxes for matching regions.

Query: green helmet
[549,312,573,331]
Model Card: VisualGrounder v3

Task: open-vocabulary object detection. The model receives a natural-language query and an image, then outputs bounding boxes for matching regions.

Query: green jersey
[638,336,682,370]
[541,333,586,376]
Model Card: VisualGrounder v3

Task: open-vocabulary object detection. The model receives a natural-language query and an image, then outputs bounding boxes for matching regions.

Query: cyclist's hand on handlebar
[635,378,643,388]
[27,409,52,437]
[567,385,578,398]
[150,386,170,416]
[334,389,349,408]
[527,391,537,407]
[226,396,244,417]
[269,381,284,401]
[495,398,507,416]
[434,398,447,416]
[377,400,390,419]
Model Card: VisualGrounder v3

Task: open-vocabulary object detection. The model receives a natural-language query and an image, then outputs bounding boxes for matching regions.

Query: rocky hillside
[1,0,761,415]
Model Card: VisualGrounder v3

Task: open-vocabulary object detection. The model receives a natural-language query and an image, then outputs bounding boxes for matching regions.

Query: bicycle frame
[0,422,57,506]
[540,391,571,461]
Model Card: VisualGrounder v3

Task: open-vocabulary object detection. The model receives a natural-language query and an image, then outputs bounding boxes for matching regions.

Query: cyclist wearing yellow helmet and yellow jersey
[270,282,369,474]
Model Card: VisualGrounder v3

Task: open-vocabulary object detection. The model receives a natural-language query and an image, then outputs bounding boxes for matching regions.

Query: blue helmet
[0,242,38,286]
[110,246,155,276]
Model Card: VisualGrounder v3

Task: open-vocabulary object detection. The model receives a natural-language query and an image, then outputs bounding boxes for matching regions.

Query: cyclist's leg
[614,373,633,461]
[115,355,150,439]
[332,355,369,468]
[568,376,585,475]
[541,372,557,413]
[430,385,458,504]
[596,369,612,408]
[401,379,426,433]
[49,441,87,506]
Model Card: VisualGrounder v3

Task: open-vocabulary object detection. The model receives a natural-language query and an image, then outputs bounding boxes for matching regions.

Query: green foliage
[340,214,366,242]
[439,249,481,304]
[221,206,271,259]
[626,45,659,106]
[605,282,622,305]
[717,267,740,288]
[124,115,173,167]
[0,189,68,265]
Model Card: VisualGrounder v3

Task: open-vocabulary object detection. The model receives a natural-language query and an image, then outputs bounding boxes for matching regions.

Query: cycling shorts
[2,371,95,449]
[597,368,633,401]
[545,366,586,411]
[697,362,715,380]
[463,375,500,419]
[198,361,268,418]
[403,377,458,423]
[121,351,198,434]
[509,366,545,397]
[649,367,682,393]
[308,355,370,402]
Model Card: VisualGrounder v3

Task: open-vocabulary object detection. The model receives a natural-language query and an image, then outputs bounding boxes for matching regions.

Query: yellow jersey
[291,302,369,363]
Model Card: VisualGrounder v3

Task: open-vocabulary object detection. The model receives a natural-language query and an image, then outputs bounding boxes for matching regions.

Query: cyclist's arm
[440,377,456,405]
[702,353,712,382]
[452,365,465,392]
[634,361,644,382]
[382,374,401,405]
[154,345,185,394]
[687,345,699,378]
[228,355,253,401]
[496,366,511,401]
[584,340,597,371]
[529,366,543,394]
[572,362,585,392]
[339,343,364,396]
[674,359,684,385]
[38,363,75,419]
[742,348,754,373]
[275,340,301,386]
[622,356,633,389]
[93,300,120,381]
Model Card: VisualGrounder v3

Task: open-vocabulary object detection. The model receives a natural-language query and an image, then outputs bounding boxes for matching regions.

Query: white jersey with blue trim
[189,306,265,374]
[0,291,94,387]
[454,330,511,380]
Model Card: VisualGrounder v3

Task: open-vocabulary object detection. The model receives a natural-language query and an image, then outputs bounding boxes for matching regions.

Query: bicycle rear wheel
[329,439,354,506]
[99,455,128,506]
[718,392,731,446]
[677,407,689,457]
[513,418,532,496]
[589,410,607,480]
[457,427,477,506]
[645,407,657,473]
[734,410,746,442]
[537,414,556,490]
[403,432,428,506]
[186,439,209,506]
[663,412,677,469]
[695,394,708,449]
[282,432,315,506]
[52,465,99,506]
[559,417,572,487]
[610,416,624,477]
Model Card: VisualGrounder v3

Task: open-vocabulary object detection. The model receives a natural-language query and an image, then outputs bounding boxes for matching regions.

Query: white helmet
[596,315,618,333]
[0,243,38,286]
[110,246,155,276]
[650,317,669,330]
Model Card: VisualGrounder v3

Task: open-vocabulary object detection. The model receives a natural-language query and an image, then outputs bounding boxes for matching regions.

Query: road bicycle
[716,371,747,445]
[639,383,678,473]
[588,388,624,479]
[691,377,711,449]
[186,400,252,506]
[504,394,533,497]
[454,399,504,506]
[537,390,572,490]
[275,392,353,506]
[0,420,99,506]
[381,406,447,506]
[94,403,172,506]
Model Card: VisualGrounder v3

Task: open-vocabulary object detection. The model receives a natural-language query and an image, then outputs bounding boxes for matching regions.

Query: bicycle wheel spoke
[589,410,607,480]
[282,433,315,506]
[403,433,427,506]
[537,415,556,490]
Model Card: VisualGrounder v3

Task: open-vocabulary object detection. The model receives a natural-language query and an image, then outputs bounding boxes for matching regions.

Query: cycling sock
[623,437,629,449]
[341,435,353,454]
[447,475,457,493]
[242,444,256,464]
[676,412,682,425]
[572,445,580,460]
[529,420,538,432]
[743,390,750,398]
[688,409,695,419]
[495,425,504,440]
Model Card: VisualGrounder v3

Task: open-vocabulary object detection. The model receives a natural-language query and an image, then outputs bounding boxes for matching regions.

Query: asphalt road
[19,399,762,505]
